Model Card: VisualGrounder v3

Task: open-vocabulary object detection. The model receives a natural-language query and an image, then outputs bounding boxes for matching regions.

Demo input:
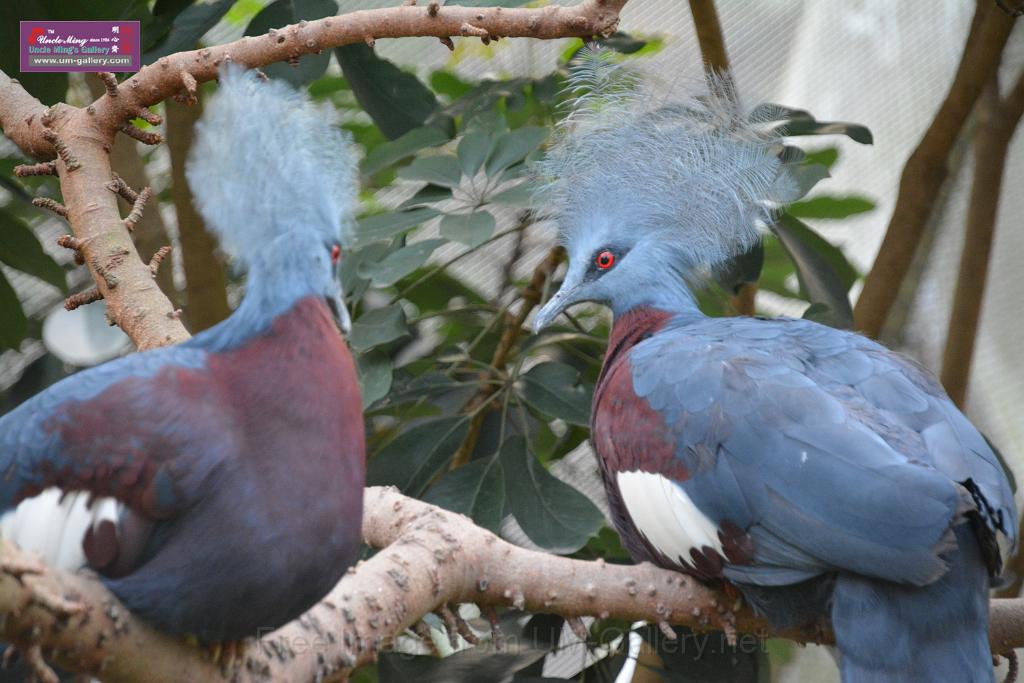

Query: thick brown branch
[89,70,178,305]
[940,73,1024,408]
[3,488,1023,682]
[0,73,66,159]
[688,0,729,71]
[0,0,625,353]
[165,97,231,331]
[853,1,1016,338]
[71,0,625,150]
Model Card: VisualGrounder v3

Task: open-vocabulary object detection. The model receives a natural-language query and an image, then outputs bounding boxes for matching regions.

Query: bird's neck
[596,306,677,397]
[191,266,325,352]
[609,276,703,321]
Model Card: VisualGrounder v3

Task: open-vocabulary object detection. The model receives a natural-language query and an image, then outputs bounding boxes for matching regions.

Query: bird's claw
[27,582,84,618]
[1,644,58,683]
[0,555,46,580]
[206,639,248,676]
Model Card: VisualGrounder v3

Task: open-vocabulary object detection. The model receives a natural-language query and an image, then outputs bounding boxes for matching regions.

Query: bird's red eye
[595,250,615,270]
[330,244,341,265]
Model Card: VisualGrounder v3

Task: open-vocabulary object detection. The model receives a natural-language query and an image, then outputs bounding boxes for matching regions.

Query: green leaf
[803,147,839,170]
[599,31,650,54]
[397,155,462,188]
[0,209,65,291]
[0,3,70,104]
[787,195,876,220]
[787,164,830,201]
[398,184,452,209]
[750,103,811,124]
[144,0,236,63]
[430,70,474,99]
[349,303,408,351]
[771,215,854,329]
[780,118,873,145]
[0,269,27,350]
[519,362,592,426]
[336,43,446,140]
[356,349,392,408]
[439,211,495,248]
[243,0,335,85]
[484,127,548,176]
[456,130,492,177]
[340,241,391,298]
[367,417,470,496]
[714,242,763,294]
[356,207,439,242]
[801,302,846,328]
[307,74,349,99]
[362,239,445,286]
[488,180,538,206]
[500,437,603,554]
[361,126,451,177]
[424,455,504,533]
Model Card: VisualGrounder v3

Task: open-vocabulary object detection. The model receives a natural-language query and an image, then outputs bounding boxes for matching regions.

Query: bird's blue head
[532,51,798,331]
[187,65,357,332]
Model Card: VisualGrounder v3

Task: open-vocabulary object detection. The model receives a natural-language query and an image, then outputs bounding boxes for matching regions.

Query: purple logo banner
[20,21,141,73]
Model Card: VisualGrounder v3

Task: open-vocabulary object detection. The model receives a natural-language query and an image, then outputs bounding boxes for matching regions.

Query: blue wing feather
[0,346,223,517]
[629,315,1016,587]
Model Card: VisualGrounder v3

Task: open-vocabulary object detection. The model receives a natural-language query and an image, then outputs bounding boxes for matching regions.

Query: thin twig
[148,245,172,277]
[31,197,67,218]
[449,245,565,469]
[64,287,103,311]
[13,161,57,177]
[96,72,119,98]
[122,186,153,232]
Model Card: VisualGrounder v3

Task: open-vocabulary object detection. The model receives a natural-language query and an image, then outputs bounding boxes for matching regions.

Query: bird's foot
[697,596,738,647]
[0,548,84,619]
[206,639,248,676]
[0,554,46,579]
[1,643,59,683]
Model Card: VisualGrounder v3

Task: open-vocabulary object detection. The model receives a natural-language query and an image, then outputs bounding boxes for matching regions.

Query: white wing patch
[0,488,121,571]
[616,471,723,566]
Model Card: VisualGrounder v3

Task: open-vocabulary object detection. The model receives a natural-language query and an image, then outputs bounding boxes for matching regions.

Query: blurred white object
[42,299,131,367]
[613,622,647,683]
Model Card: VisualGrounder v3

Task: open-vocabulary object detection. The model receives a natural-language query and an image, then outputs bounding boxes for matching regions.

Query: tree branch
[940,71,1024,408]
[85,77,179,307]
[0,0,624,351]
[852,1,1016,338]
[449,241,564,470]
[165,97,231,332]
[687,0,758,317]
[2,486,1022,681]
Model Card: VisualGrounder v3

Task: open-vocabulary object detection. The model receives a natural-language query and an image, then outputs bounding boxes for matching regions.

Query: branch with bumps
[1,487,1023,682]
[0,0,626,351]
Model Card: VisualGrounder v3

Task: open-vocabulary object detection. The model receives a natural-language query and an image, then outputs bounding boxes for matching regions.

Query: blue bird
[0,66,365,643]
[532,54,1017,682]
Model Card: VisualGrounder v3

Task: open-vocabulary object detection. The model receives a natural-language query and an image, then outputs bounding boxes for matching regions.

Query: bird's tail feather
[186,65,358,269]
[832,523,994,683]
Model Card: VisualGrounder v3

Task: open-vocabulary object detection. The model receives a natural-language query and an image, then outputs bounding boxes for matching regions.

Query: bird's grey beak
[327,292,351,335]
[532,280,585,333]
